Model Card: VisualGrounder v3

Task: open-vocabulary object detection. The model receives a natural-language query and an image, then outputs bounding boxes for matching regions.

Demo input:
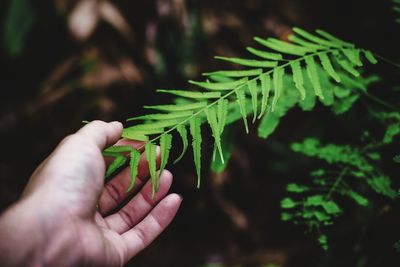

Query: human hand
[0,121,182,267]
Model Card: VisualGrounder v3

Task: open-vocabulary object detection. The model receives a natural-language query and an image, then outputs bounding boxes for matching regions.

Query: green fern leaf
[144,102,207,112]
[363,50,378,64]
[190,117,202,188]
[293,27,342,48]
[145,142,157,197]
[290,61,306,100]
[127,149,141,192]
[305,56,324,99]
[254,37,312,56]
[288,34,325,51]
[174,124,188,164]
[121,130,149,142]
[127,111,193,121]
[206,106,224,163]
[342,49,363,67]
[127,119,187,131]
[247,80,259,122]
[246,47,283,60]
[217,99,228,134]
[315,29,354,48]
[258,111,280,139]
[203,69,263,77]
[335,57,360,77]
[235,87,249,133]
[157,89,221,99]
[318,52,341,82]
[104,145,133,153]
[105,156,127,179]
[214,56,278,68]
[189,78,247,91]
[158,133,172,191]
[271,67,284,112]
[259,73,271,118]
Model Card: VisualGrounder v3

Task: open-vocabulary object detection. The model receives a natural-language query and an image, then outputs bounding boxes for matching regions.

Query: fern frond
[393,0,400,24]
[103,27,378,192]
[284,137,397,249]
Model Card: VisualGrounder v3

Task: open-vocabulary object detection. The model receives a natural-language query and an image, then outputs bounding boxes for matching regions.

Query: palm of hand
[18,121,181,267]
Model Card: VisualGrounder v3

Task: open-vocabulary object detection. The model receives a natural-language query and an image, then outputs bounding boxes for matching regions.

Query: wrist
[0,197,83,267]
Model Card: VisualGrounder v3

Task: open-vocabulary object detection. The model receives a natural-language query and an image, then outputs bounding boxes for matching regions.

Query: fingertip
[110,121,123,131]
[168,193,183,204]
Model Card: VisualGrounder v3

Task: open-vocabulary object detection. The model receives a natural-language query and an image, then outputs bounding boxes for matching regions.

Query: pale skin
[0,121,182,267]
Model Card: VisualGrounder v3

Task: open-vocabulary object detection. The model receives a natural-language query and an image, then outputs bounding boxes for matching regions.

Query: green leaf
[305,56,324,100]
[203,69,263,77]
[205,106,224,163]
[174,125,188,164]
[127,119,187,131]
[254,37,311,56]
[217,99,228,134]
[290,61,306,100]
[247,80,259,122]
[293,27,342,48]
[246,47,283,60]
[127,150,141,192]
[104,145,133,153]
[318,52,341,82]
[363,50,378,64]
[235,88,249,133]
[211,125,235,173]
[281,212,293,221]
[127,111,192,121]
[318,234,329,250]
[346,190,369,206]
[287,183,310,193]
[121,130,149,142]
[145,142,157,197]
[316,29,354,48]
[342,49,363,67]
[215,56,278,68]
[190,117,202,188]
[144,102,207,112]
[288,35,324,51]
[259,73,271,118]
[158,134,173,191]
[157,89,221,99]
[335,57,360,77]
[332,94,359,114]
[4,0,37,57]
[271,67,284,112]
[367,176,397,199]
[281,198,297,209]
[189,78,247,91]
[305,195,324,206]
[105,156,127,179]
[322,201,342,215]
[394,155,400,163]
[258,111,280,139]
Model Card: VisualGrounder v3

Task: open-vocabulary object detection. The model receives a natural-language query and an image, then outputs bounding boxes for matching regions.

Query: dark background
[0,0,399,266]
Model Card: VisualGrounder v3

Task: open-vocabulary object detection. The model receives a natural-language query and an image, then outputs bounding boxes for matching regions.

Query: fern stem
[371,52,400,68]
[135,48,342,151]
[361,91,399,110]
[325,167,348,199]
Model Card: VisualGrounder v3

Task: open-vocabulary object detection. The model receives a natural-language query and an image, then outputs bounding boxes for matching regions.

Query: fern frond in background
[393,0,400,24]
[283,111,400,249]
[104,27,379,195]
